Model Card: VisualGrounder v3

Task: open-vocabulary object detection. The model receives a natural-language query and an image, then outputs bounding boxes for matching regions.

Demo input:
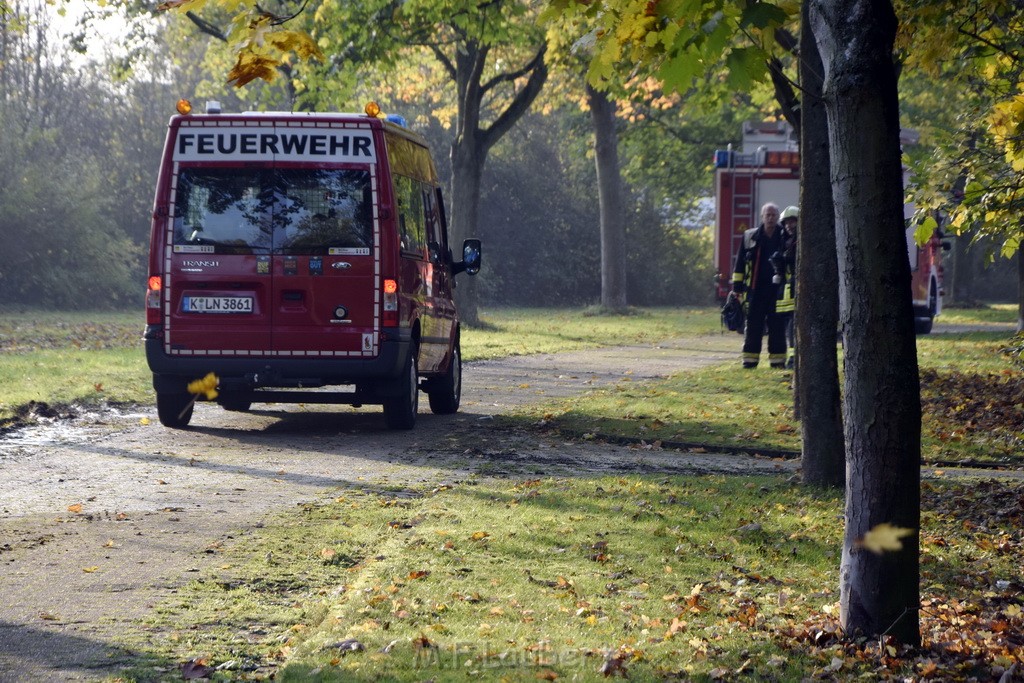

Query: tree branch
[430,44,457,82]
[480,44,547,153]
[481,44,545,95]
[768,56,801,135]
[185,11,228,42]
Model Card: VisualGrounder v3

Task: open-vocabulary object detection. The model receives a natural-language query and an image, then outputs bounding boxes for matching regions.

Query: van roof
[170,112,427,144]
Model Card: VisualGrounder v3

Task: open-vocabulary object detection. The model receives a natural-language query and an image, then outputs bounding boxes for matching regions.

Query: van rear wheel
[384,344,418,430]
[156,392,194,428]
[428,344,461,415]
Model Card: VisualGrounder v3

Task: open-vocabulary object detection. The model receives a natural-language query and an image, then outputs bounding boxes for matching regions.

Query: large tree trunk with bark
[586,83,628,310]
[450,132,487,326]
[810,0,922,645]
[797,5,845,488]
[445,40,547,326]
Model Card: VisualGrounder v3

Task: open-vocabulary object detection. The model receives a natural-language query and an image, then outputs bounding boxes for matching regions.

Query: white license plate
[183,296,253,313]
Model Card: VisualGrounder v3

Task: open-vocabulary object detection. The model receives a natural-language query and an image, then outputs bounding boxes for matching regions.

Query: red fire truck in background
[712,121,947,334]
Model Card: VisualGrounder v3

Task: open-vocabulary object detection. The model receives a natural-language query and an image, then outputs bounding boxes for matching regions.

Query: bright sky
[46,0,137,64]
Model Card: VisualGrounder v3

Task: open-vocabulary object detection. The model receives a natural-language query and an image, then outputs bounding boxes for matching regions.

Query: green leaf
[914,216,938,245]
[657,52,699,92]
[962,181,985,206]
[725,46,765,91]
[739,2,788,29]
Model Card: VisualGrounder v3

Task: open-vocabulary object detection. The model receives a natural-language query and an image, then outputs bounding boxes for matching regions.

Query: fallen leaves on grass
[920,368,1024,460]
[180,658,214,679]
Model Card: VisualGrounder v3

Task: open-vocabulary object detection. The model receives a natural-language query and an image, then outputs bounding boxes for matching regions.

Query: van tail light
[382,278,398,326]
[146,275,162,325]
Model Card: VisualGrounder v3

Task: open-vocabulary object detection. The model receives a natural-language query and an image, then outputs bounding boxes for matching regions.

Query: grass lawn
[118,474,1024,681]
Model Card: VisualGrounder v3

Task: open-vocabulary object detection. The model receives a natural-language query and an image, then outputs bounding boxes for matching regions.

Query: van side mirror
[453,238,481,276]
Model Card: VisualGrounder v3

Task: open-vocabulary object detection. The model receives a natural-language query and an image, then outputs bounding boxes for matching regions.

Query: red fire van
[144,102,481,430]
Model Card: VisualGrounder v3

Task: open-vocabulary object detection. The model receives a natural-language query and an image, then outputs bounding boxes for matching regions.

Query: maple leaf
[411,635,434,650]
[186,372,219,400]
[599,651,629,677]
[857,523,915,554]
[180,658,214,679]
[227,52,279,88]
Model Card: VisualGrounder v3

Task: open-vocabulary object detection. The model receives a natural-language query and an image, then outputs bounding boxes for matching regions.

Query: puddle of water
[0,405,149,452]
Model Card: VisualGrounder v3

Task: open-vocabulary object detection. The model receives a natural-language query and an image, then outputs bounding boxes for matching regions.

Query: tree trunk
[586,83,628,311]
[810,0,922,645]
[445,40,547,326]
[797,4,845,489]
[449,132,487,325]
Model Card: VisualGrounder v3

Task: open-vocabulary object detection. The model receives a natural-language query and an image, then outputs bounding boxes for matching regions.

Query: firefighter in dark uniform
[732,202,788,369]
[776,205,798,368]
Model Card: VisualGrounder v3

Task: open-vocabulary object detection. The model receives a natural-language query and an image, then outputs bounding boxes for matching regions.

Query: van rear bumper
[145,328,410,395]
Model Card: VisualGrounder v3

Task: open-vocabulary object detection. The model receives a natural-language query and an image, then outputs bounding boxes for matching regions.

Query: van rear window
[174,169,271,253]
[276,169,373,254]
[172,168,372,254]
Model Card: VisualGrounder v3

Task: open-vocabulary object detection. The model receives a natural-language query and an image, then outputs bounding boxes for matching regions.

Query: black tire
[383,344,418,430]
[428,344,461,415]
[156,392,194,428]
[220,399,252,412]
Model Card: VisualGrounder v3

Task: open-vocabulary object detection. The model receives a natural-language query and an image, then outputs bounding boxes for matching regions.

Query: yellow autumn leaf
[187,372,219,400]
[471,531,490,541]
[265,30,325,62]
[67,503,83,514]
[227,51,280,88]
[82,566,99,573]
[858,523,914,554]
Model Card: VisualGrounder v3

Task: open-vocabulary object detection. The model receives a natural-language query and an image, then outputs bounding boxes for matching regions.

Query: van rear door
[271,165,380,358]
[164,164,274,356]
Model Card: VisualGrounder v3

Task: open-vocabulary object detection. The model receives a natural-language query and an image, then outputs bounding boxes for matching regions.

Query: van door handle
[283,291,303,301]
[332,262,352,270]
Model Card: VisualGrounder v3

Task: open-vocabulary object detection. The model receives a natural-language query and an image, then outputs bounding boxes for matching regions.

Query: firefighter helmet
[780,206,799,221]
